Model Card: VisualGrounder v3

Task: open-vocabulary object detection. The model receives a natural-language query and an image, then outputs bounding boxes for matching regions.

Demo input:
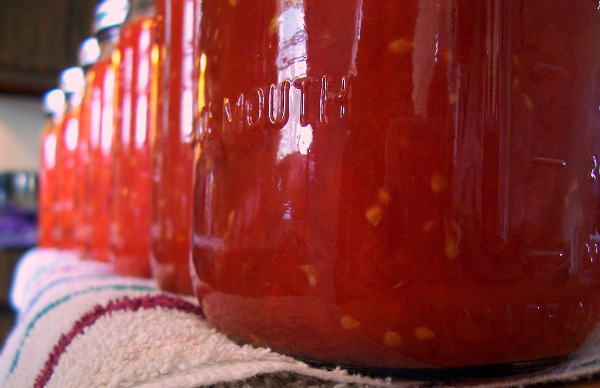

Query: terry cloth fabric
[0,249,599,388]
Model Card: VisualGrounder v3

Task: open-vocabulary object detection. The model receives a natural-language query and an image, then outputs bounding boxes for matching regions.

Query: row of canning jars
[38,0,198,295]
[38,0,600,375]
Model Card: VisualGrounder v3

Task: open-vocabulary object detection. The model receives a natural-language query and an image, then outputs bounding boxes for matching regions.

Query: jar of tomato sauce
[191,0,600,375]
[150,0,199,294]
[55,67,85,250]
[86,0,129,262]
[110,0,155,277]
[73,37,100,256]
[38,89,65,248]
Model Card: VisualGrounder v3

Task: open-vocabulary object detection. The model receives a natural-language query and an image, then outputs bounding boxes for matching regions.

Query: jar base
[298,356,567,382]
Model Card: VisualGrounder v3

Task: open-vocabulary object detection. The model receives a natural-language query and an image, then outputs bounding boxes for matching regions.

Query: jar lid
[42,89,65,115]
[78,37,100,68]
[93,0,129,35]
[58,67,85,94]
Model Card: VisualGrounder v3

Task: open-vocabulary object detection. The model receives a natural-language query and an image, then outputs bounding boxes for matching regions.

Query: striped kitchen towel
[0,249,385,387]
[1,248,600,387]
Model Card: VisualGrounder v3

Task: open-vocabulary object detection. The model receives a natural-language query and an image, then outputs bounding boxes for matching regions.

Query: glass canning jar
[191,0,600,375]
[110,0,156,276]
[150,0,200,294]
[55,67,85,250]
[74,37,100,256]
[38,89,65,248]
[85,0,129,262]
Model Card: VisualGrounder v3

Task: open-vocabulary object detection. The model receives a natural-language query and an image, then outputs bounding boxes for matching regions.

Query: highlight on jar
[190,0,600,378]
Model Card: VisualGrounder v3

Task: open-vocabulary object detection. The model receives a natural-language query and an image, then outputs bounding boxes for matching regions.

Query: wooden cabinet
[0,0,97,94]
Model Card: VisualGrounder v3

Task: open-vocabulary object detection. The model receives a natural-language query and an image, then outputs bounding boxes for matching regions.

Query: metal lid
[93,0,129,35]
[42,89,65,115]
[58,67,85,94]
[78,37,100,68]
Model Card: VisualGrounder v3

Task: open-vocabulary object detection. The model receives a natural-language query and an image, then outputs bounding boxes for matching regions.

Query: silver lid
[59,67,85,94]
[93,0,129,34]
[42,89,65,115]
[78,37,100,68]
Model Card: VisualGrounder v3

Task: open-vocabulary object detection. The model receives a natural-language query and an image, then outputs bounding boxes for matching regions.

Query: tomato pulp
[192,0,600,370]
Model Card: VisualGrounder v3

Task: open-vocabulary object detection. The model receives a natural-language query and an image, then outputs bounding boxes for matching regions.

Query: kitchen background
[0,0,97,346]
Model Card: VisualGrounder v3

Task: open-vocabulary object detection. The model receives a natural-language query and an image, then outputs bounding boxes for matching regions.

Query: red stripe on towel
[34,294,204,388]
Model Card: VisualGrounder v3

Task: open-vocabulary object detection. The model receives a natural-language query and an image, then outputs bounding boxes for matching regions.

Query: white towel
[1,248,599,388]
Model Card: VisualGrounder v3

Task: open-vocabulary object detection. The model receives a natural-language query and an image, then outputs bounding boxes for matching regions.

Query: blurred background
[0,0,97,345]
